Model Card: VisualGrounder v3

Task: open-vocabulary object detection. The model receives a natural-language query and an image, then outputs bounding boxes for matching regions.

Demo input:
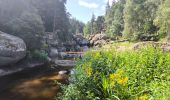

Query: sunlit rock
[0,31,26,67]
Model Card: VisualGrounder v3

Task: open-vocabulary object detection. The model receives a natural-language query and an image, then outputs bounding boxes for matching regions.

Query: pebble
[58,70,68,75]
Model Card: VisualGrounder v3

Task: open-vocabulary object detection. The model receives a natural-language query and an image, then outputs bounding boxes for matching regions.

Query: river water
[0,66,68,100]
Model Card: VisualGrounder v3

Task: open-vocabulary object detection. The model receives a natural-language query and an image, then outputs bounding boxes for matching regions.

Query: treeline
[84,0,170,41]
[84,15,105,36]
[69,18,85,34]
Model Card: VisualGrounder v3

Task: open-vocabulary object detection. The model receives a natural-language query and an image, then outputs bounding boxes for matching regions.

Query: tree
[105,1,114,37]
[154,0,170,39]
[123,0,161,41]
[0,0,74,50]
[69,18,85,34]
[105,0,125,38]
[111,1,125,38]
[96,16,105,33]
[83,22,91,36]
[32,0,72,42]
[0,0,45,50]
[91,14,96,34]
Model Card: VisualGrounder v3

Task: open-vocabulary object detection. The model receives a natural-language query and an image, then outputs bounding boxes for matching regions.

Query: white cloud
[108,0,113,6]
[78,0,99,9]
[101,5,106,11]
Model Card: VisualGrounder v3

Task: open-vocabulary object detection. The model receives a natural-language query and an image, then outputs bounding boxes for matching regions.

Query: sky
[66,0,114,23]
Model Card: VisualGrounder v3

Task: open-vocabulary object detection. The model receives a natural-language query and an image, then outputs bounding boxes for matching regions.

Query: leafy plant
[57,46,170,100]
[32,50,48,61]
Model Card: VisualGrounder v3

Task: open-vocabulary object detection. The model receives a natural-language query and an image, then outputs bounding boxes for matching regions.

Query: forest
[84,0,170,42]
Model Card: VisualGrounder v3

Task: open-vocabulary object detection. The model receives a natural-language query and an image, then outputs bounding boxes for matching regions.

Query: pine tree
[0,0,45,50]
[91,14,96,34]
[69,18,84,34]
[83,22,91,36]
[32,0,71,41]
[123,0,161,41]
[105,0,125,38]
[154,0,170,39]
[96,16,105,33]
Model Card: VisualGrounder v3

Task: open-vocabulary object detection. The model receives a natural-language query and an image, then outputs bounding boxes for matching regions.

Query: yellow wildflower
[117,70,123,75]
[118,78,124,85]
[140,94,147,100]
[124,77,128,83]
[85,67,92,77]
[117,77,128,86]
[136,96,139,100]
[109,74,115,80]
[109,70,123,80]
[114,73,121,79]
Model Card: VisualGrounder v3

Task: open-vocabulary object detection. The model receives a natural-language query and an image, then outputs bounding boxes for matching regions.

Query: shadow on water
[0,66,69,100]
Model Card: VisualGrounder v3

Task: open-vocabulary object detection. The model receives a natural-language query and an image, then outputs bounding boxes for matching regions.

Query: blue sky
[66,0,114,23]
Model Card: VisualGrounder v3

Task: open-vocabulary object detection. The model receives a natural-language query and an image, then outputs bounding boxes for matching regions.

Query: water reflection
[0,71,68,100]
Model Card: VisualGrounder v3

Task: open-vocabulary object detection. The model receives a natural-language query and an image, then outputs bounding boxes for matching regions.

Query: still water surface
[0,67,68,100]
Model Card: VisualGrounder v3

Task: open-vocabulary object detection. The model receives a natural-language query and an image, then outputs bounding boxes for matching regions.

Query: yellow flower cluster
[136,94,147,100]
[109,70,128,86]
[141,94,147,100]
[82,62,92,77]
[85,67,92,77]
[118,77,128,86]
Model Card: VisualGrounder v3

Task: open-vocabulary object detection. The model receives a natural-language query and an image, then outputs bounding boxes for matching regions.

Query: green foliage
[57,46,170,100]
[69,18,84,34]
[154,0,170,39]
[33,0,72,42]
[83,22,92,36]
[57,84,86,100]
[101,0,168,41]
[32,50,48,61]
[0,0,45,50]
[123,0,161,41]
[105,1,125,38]
[96,16,105,33]
[0,0,73,50]
[83,15,105,36]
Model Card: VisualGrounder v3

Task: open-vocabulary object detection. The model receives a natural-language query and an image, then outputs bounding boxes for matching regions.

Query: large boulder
[0,31,26,67]
[73,34,89,47]
[49,48,59,58]
[94,39,107,47]
[89,34,109,46]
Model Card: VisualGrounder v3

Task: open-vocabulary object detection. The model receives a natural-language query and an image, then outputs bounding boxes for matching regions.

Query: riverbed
[0,66,68,100]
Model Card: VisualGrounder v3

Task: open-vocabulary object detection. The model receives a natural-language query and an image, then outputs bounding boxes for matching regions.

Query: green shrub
[32,50,48,61]
[57,46,170,100]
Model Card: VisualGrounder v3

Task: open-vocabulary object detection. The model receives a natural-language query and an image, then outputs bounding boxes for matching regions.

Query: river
[0,65,68,100]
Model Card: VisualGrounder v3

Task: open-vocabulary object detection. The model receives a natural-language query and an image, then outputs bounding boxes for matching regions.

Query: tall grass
[57,46,170,100]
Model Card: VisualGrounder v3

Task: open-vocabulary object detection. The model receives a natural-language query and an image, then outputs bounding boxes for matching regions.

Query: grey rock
[162,46,170,52]
[0,31,26,67]
[81,46,88,52]
[89,34,108,46]
[74,34,89,46]
[58,70,68,75]
[132,42,170,52]
[94,39,107,46]
[49,48,59,58]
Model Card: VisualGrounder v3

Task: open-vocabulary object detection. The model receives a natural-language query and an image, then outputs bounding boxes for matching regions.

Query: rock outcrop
[89,34,109,47]
[73,34,89,47]
[0,31,26,67]
[132,41,170,52]
[73,34,89,52]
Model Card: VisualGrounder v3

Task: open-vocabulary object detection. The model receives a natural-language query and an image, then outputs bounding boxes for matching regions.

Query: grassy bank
[57,46,170,100]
